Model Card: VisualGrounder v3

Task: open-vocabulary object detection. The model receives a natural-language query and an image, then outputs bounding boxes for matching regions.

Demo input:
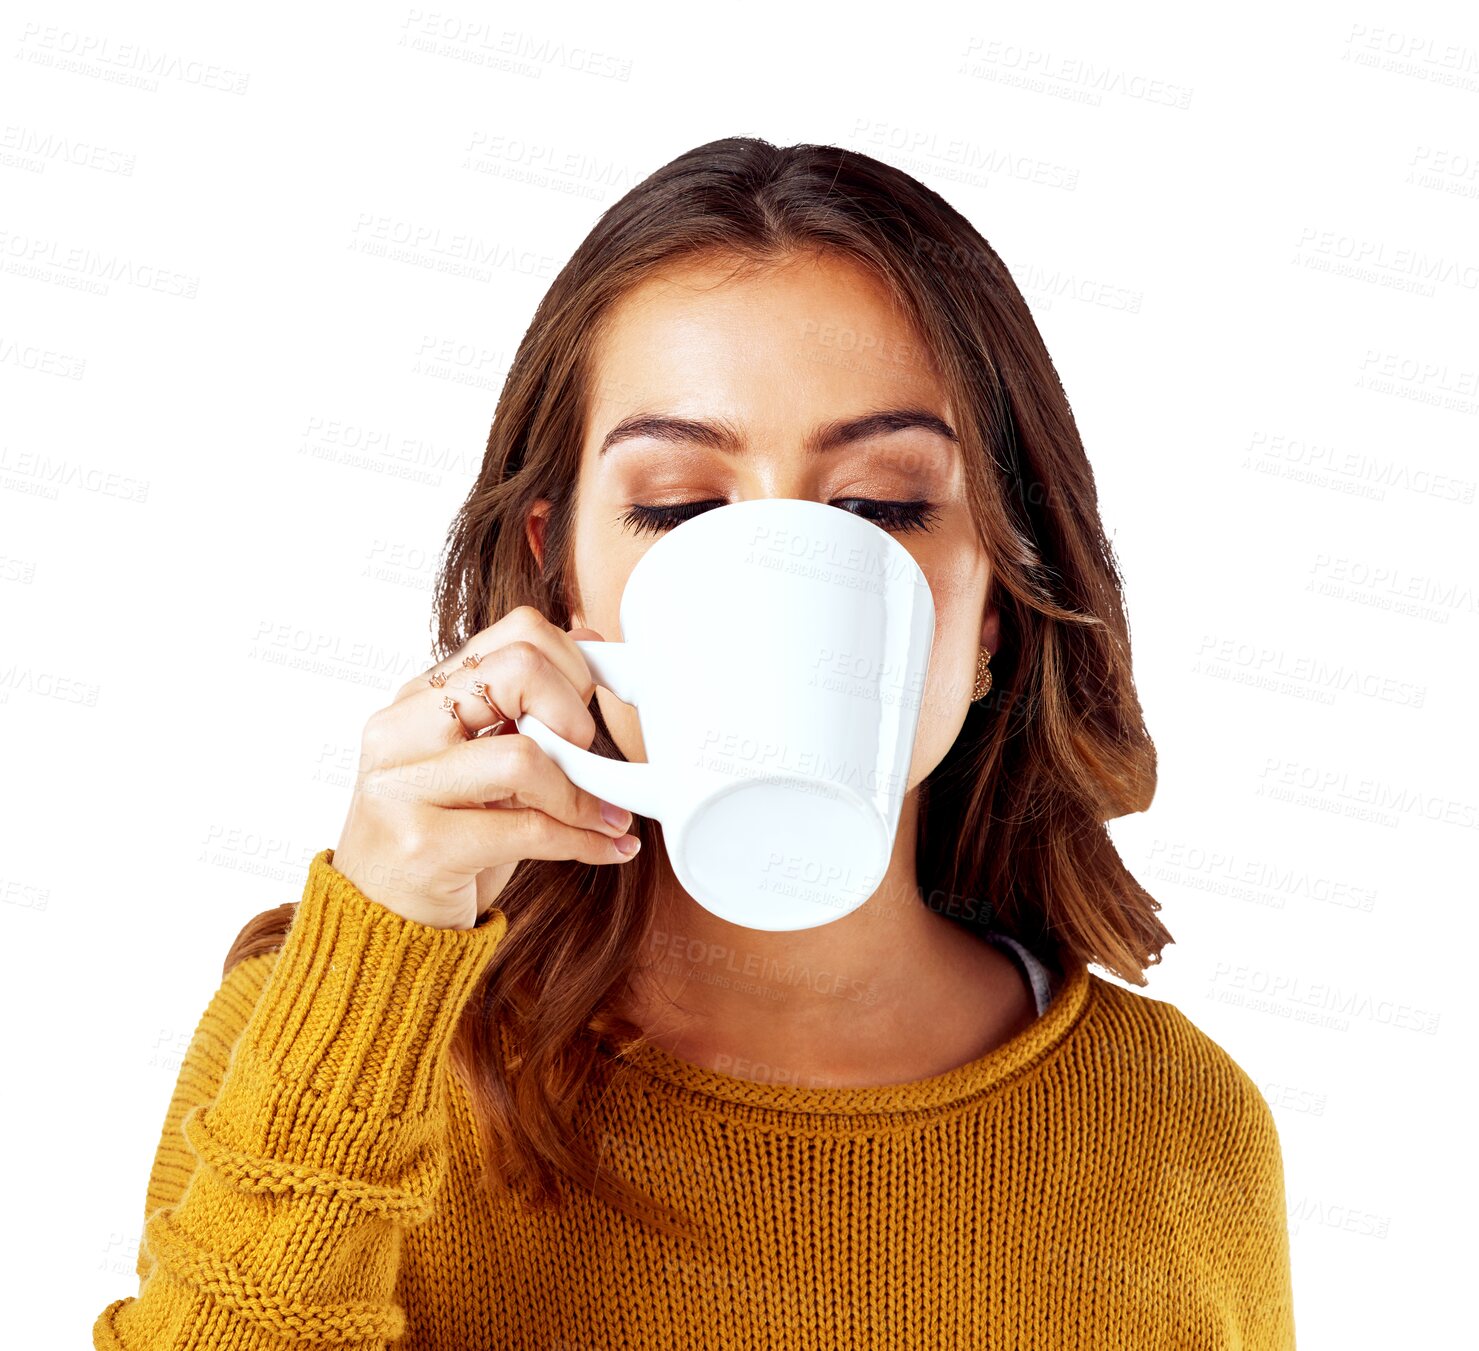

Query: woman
[96,137,1296,1348]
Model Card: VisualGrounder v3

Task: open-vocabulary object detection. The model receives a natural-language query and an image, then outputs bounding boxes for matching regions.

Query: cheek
[571,511,647,636]
[911,548,988,730]
[920,545,987,646]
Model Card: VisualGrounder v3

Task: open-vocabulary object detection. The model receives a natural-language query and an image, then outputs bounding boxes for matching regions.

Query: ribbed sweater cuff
[207,848,507,1166]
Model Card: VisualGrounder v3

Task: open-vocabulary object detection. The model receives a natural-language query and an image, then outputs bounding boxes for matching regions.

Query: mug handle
[514,640,670,820]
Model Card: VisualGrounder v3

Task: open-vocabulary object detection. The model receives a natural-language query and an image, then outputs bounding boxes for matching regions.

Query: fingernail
[600,799,629,829]
[614,834,640,855]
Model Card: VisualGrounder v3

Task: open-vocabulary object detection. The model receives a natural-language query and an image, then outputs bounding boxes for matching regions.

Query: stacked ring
[429,651,509,738]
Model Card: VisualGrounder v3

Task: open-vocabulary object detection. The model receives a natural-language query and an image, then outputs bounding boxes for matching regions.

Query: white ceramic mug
[516,496,936,931]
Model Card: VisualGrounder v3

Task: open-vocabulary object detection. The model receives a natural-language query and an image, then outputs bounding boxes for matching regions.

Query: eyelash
[618,498,942,537]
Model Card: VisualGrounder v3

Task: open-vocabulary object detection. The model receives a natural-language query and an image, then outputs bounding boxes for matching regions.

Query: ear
[525,499,586,629]
[525,498,551,572]
[980,599,1001,655]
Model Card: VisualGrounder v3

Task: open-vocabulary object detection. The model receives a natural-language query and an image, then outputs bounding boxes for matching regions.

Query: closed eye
[617,499,941,536]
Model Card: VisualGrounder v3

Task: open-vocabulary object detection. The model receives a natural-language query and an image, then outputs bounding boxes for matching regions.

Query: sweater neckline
[600,959,1092,1117]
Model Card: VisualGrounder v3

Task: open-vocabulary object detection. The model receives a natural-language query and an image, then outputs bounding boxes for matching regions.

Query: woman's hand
[332,606,639,930]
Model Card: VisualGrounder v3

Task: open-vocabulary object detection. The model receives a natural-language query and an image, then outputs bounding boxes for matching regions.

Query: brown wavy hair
[223,134,1167,1248]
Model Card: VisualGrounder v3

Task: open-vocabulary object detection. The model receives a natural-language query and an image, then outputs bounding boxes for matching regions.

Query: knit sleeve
[1220,1072,1299,1349]
[94,848,508,1349]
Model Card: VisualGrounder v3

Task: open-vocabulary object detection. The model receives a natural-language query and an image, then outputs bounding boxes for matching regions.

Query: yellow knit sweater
[95,848,1297,1348]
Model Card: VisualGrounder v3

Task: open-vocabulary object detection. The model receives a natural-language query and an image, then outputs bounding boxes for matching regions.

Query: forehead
[586,250,947,415]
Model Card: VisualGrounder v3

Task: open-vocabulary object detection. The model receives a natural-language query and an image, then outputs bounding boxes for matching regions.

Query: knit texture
[96,848,1297,1348]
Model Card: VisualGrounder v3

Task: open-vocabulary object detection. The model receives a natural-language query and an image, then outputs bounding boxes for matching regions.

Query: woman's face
[528,248,999,791]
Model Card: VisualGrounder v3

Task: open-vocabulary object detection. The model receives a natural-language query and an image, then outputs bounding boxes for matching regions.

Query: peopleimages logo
[1208,962,1440,1035]
[15,24,250,93]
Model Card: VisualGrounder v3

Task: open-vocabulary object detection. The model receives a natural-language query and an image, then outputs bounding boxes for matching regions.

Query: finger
[368,632,601,771]
[396,607,602,709]
[424,639,599,748]
[383,732,633,839]
[437,804,641,872]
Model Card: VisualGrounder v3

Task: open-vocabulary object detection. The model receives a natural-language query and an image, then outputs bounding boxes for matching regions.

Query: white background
[2,1,1475,1344]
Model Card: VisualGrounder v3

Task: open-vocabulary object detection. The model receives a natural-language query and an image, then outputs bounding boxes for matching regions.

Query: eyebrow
[597,407,959,457]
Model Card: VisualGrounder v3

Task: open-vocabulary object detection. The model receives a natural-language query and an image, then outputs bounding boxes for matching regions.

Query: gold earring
[971,646,993,701]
